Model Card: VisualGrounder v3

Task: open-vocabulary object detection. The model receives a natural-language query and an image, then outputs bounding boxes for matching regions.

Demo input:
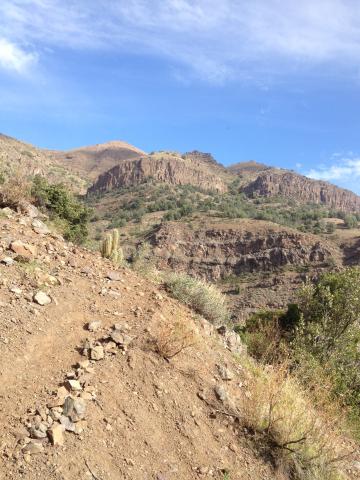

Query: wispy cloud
[307,156,360,193]
[2,1,360,82]
[0,38,37,73]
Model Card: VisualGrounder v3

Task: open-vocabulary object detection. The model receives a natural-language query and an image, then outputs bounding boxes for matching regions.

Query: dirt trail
[0,211,358,480]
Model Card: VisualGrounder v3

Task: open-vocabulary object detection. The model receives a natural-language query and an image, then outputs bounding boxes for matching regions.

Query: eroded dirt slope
[0,209,278,480]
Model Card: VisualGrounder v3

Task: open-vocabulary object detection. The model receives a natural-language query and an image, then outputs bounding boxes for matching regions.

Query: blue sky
[1,1,360,193]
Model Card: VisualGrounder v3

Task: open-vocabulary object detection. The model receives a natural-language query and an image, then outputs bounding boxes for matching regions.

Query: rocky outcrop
[149,220,340,281]
[242,171,360,212]
[87,154,228,195]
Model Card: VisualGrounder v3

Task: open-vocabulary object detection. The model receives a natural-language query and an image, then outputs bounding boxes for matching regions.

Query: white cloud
[0,38,37,73]
[307,157,360,192]
[2,1,360,82]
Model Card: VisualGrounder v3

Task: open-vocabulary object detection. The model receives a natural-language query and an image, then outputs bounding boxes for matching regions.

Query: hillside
[51,141,147,184]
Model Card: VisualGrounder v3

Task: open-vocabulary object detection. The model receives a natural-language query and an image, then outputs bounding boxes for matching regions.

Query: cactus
[100,229,123,264]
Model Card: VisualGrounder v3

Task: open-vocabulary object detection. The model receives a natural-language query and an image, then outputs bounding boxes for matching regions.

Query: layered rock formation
[242,171,360,212]
[149,220,340,281]
[87,153,228,195]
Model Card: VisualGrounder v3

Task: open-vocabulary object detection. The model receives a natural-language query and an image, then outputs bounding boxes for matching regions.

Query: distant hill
[50,140,146,183]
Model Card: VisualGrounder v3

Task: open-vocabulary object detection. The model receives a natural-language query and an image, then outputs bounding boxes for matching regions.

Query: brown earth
[0,210,285,480]
[51,141,147,184]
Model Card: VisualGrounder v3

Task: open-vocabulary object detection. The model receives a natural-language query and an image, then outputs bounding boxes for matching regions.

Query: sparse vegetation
[241,361,351,480]
[154,319,197,360]
[241,267,360,439]
[163,272,230,325]
[31,175,90,244]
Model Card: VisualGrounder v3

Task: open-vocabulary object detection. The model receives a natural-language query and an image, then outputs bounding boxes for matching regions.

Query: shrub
[241,361,351,480]
[163,272,230,325]
[344,215,358,229]
[154,319,197,360]
[31,175,90,244]
[0,170,31,207]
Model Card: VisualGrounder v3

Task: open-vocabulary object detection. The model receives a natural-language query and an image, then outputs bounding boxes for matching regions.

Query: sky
[1,1,360,194]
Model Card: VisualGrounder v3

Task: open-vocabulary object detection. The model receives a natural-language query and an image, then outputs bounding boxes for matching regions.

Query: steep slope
[87,151,228,195]
[0,134,87,193]
[51,141,147,183]
[242,170,360,212]
[0,209,278,480]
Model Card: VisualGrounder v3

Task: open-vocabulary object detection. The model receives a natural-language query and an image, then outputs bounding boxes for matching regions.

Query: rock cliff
[242,170,360,212]
[148,220,340,281]
[87,152,228,195]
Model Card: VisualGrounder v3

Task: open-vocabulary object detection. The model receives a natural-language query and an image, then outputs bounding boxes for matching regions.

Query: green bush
[31,175,90,244]
[163,272,230,325]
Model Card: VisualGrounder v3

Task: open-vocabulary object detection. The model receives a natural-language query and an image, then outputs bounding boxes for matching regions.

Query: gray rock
[60,415,76,432]
[33,291,51,306]
[62,396,75,416]
[106,271,122,281]
[1,256,14,266]
[214,385,229,403]
[90,345,104,361]
[22,440,44,455]
[87,320,102,332]
[217,365,234,381]
[32,219,50,235]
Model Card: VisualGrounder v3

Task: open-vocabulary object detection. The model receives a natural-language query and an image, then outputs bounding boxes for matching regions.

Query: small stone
[106,271,122,281]
[217,365,234,381]
[71,398,86,420]
[214,385,228,403]
[74,420,87,435]
[48,424,65,446]
[33,291,51,306]
[87,320,101,332]
[60,415,76,432]
[10,286,22,295]
[62,396,75,416]
[10,240,37,258]
[32,219,50,235]
[90,345,104,361]
[1,256,14,266]
[66,379,82,391]
[22,440,44,455]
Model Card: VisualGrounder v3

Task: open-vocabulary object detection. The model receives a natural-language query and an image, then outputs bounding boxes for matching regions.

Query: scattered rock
[87,320,102,332]
[33,291,52,306]
[22,440,44,455]
[214,385,228,403]
[1,256,14,266]
[10,240,37,258]
[48,424,65,446]
[32,219,50,235]
[90,345,104,361]
[66,379,82,391]
[106,271,122,281]
[217,365,234,381]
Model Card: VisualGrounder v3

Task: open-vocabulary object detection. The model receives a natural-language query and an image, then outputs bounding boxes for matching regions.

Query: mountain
[242,169,360,213]
[51,140,146,183]
[87,151,229,195]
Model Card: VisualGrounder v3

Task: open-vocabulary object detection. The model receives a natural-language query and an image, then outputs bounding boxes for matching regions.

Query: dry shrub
[155,319,198,360]
[241,361,352,480]
[0,170,31,207]
[163,272,230,325]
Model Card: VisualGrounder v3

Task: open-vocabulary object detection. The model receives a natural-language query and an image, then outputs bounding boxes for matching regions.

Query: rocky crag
[242,170,360,212]
[149,219,340,281]
[88,152,228,195]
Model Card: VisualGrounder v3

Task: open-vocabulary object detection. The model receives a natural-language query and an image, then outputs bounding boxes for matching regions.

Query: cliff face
[87,154,228,195]
[242,171,360,212]
[148,220,340,281]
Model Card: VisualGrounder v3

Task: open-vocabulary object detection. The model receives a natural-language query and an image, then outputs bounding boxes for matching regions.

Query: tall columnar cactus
[100,229,123,264]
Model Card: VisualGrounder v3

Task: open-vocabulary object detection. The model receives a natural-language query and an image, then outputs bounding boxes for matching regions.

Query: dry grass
[0,170,31,207]
[154,319,198,361]
[241,361,352,480]
[163,272,230,325]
